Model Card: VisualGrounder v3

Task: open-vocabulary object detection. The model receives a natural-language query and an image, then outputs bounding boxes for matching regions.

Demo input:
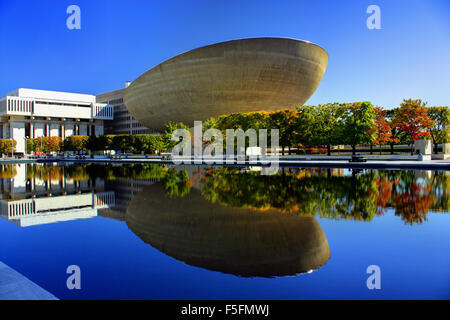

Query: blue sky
[0,0,449,108]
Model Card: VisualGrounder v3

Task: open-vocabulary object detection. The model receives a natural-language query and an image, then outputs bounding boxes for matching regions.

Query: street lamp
[24,136,29,157]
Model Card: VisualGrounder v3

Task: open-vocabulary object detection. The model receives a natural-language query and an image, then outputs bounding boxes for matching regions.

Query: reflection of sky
[0,208,448,299]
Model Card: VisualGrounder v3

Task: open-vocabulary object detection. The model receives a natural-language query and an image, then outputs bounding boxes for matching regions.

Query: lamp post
[10,138,13,157]
[24,136,29,158]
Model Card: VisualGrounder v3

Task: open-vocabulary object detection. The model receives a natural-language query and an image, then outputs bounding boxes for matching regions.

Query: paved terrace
[1,156,449,170]
[0,261,57,300]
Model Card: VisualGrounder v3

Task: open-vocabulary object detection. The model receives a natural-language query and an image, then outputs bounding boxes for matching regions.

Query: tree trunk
[352,145,356,155]
[434,142,438,154]
[327,144,331,156]
[281,146,285,156]
[390,143,394,155]
[370,144,373,155]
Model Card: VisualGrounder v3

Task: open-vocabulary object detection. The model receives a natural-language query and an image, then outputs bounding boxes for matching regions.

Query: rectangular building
[0,88,114,153]
[96,82,154,135]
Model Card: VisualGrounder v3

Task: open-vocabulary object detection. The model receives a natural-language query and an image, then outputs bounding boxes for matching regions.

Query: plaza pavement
[0,261,57,300]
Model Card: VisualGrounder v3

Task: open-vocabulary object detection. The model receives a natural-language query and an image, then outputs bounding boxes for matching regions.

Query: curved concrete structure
[124,37,328,130]
[126,182,330,277]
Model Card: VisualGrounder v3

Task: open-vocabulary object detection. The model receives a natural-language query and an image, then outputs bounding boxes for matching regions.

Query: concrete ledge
[53,158,450,170]
[0,261,57,300]
[1,158,449,171]
[432,154,450,160]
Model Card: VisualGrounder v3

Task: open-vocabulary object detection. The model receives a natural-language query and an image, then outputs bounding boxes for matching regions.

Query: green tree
[133,134,165,154]
[296,103,343,155]
[111,135,135,153]
[88,135,108,152]
[339,102,377,155]
[427,106,450,154]
[268,110,297,155]
[162,122,190,151]
[64,135,90,152]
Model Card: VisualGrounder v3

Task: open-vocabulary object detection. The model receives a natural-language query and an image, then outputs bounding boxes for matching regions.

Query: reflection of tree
[25,163,169,182]
[429,171,450,212]
[374,177,393,215]
[393,184,434,225]
[84,164,168,181]
[17,164,450,226]
[201,168,449,225]
[163,169,191,198]
[201,168,379,221]
[0,165,17,179]
[26,164,66,181]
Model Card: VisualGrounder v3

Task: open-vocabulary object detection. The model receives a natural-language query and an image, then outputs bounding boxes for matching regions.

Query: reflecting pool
[0,163,449,299]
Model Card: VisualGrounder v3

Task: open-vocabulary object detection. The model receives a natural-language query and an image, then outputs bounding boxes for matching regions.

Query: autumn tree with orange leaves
[392,99,434,149]
[373,107,398,154]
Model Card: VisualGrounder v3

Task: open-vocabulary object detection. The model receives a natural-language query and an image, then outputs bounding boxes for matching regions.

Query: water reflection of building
[0,164,115,227]
[0,164,105,198]
[0,192,114,227]
[100,178,160,221]
[126,182,331,278]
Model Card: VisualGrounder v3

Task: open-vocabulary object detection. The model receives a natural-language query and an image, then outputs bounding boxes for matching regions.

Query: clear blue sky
[0,0,449,108]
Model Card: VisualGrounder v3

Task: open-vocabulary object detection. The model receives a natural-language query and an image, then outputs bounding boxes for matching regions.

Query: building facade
[96,83,154,135]
[0,88,114,153]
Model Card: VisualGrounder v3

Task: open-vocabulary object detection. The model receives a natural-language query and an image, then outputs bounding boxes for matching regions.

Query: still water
[0,163,449,299]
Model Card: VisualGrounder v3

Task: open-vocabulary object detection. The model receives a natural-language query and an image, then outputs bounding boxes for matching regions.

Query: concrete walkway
[0,261,57,300]
[0,157,449,170]
[56,158,450,170]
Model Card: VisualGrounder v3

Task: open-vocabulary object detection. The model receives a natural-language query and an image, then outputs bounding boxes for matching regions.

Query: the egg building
[123,37,328,130]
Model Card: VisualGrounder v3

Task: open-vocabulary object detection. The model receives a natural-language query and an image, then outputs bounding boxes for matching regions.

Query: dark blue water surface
[0,164,449,299]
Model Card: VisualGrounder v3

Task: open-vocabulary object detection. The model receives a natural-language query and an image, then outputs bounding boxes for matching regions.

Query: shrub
[27,137,62,153]
[64,135,90,152]
[0,139,16,154]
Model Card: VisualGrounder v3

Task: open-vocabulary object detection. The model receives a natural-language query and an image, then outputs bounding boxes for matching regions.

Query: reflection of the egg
[126,182,330,278]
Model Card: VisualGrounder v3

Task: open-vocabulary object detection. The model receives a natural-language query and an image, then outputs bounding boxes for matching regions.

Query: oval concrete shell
[125,183,330,278]
[124,37,328,130]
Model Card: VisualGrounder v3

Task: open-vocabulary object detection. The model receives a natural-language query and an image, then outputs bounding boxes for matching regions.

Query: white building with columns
[0,88,114,153]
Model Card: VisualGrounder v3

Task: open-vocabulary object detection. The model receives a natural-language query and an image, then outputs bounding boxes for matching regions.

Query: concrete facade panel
[124,37,328,130]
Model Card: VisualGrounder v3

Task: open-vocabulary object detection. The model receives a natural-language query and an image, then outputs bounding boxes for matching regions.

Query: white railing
[0,191,115,219]
[0,199,36,218]
[92,103,114,120]
[93,191,115,208]
[6,96,34,115]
